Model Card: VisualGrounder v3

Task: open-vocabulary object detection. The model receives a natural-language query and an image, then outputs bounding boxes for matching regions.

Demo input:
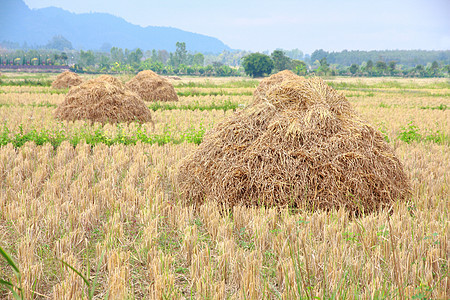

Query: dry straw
[126,70,179,102]
[54,75,152,124]
[51,71,83,89]
[177,72,411,213]
[253,70,302,105]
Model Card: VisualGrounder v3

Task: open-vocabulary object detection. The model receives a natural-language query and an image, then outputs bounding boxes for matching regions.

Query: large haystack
[52,71,83,89]
[126,70,179,102]
[177,75,410,213]
[54,75,152,124]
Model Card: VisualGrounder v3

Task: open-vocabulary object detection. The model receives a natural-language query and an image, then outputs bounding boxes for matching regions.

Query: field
[0,73,448,299]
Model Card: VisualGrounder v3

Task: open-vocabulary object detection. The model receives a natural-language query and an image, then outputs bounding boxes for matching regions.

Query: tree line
[242,51,450,78]
[1,40,449,78]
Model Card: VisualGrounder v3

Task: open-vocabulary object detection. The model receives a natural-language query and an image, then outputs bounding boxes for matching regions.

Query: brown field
[0,73,448,299]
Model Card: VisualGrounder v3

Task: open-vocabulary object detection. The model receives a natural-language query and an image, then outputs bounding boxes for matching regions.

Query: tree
[127,48,143,66]
[271,50,291,72]
[158,50,169,64]
[79,50,95,67]
[242,53,274,77]
[430,61,439,76]
[291,60,307,75]
[365,60,374,75]
[110,47,125,64]
[388,61,397,75]
[173,42,187,67]
[316,57,330,75]
[349,63,359,75]
[192,53,204,66]
[311,49,328,63]
[375,60,387,75]
[45,35,73,50]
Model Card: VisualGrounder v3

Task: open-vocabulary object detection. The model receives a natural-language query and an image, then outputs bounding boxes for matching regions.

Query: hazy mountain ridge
[0,0,231,53]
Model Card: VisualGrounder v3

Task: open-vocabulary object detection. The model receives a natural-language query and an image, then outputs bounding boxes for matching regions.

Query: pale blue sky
[24,0,450,53]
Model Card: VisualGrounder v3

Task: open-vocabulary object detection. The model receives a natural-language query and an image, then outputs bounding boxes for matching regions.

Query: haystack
[95,75,124,86]
[126,70,179,102]
[177,74,410,213]
[253,70,301,105]
[54,75,152,124]
[51,71,83,89]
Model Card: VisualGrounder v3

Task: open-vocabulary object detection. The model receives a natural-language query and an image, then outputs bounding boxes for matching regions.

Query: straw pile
[126,70,179,102]
[55,75,152,124]
[253,70,301,104]
[51,71,83,89]
[177,73,410,213]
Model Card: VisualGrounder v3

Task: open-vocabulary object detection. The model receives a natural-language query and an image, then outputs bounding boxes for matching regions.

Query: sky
[23,0,450,53]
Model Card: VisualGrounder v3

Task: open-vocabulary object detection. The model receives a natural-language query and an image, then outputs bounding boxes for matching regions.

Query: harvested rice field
[0,72,448,299]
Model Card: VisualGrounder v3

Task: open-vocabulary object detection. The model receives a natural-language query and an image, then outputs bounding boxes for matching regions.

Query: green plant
[398,122,421,143]
[59,250,106,300]
[0,246,23,300]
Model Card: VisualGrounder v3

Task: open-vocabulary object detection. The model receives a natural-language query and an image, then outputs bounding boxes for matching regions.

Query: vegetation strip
[0,124,207,148]
[0,121,447,149]
[0,101,243,111]
[147,100,241,111]
[0,88,253,96]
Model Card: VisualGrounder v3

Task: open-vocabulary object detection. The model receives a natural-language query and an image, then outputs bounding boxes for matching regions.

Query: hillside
[0,0,230,53]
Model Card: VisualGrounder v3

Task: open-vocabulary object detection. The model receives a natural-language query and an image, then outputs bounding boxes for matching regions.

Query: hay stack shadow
[126,70,179,102]
[52,71,83,89]
[54,75,152,124]
[177,71,410,213]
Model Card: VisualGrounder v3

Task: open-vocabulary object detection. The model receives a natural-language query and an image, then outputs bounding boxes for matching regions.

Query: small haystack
[126,70,179,102]
[177,74,410,213]
[54,75,152,124]
[51,71,83,89]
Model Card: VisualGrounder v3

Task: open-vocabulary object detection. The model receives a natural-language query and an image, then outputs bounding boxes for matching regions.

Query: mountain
[0,0,230,53]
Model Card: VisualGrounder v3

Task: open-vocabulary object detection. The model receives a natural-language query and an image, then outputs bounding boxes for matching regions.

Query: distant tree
[349,63,359,75]
[311,49,328,63]
[271,50,291,72]
[414,64,425,77]
[79,50,95,67]
[430,61,439,76]
[110,47,125,64]
[242,53,274,77]
[284,48,304,60]
[158,50,169,64]
[366,60,374,73]
[99,55,111,69]
[388,61,397,75]
[375,61,387,75]
[291,59,307,75]
[173,42,187,67]
[46,35,73,51]
[192,53,205,66]
[127,48,143,66]
[316,57,330,75]
[443,65,450,75]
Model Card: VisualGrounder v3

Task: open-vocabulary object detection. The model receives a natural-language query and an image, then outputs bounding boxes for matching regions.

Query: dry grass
[127,70,179,102]
[54,75,153,124]
[0,74,448,299]
[51,71,83,89]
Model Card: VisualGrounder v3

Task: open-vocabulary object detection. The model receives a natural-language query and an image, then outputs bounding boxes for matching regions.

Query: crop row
[0,121,447,149]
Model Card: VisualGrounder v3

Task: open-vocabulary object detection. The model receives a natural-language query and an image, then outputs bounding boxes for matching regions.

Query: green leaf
[0,279,22,300]
[60,259,91,288]
[0,246,19,274]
